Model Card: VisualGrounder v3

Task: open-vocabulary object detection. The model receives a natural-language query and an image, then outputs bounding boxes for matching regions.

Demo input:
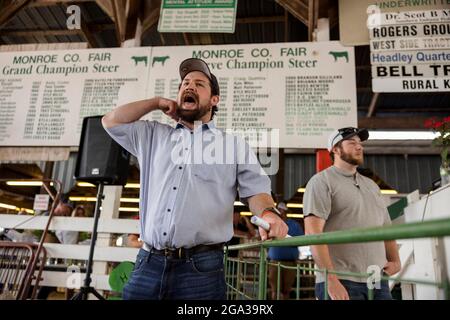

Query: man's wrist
[260,207,281,218]
[327,273,339,282]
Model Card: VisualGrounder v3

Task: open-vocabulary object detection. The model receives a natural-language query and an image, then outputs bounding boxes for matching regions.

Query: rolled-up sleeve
[236,137,271,200]
[103,120,155,158]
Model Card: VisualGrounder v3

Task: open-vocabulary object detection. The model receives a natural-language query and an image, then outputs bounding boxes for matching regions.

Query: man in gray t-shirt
[303,127,401,300]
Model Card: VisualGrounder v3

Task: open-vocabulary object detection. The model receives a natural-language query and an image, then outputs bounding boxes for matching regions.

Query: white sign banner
[0,48,151,146]
[369,22,450,39]
[369,9,450,26]
[157,0,237,33]
[369,9,450,92]
[339,0,450,46]
[371,64,450,77]
[145,42,357,148]
[33,194,50,211]
[0,42,356,149]
[371,50,450,65]
[370,36,450,51]
[372,77,450,92]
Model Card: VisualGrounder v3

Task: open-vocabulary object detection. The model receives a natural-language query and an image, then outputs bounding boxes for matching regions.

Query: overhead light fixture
[77,182,140,189]
[0,202,18,210]
[119,207,139,212]
[6,181,54,186]
[0,202,34,214]
[297,188,306,193]
[234,201,245,206]
[69,197,140,203]
[239,211,252,216]
[69,197,97,202]
[286,213,304,218]
[380,189,398,195]
[120,198,140,203]
[287,203,303,208]
[125,183,140,189]
[368,131,438,140]
[76,182,95,187]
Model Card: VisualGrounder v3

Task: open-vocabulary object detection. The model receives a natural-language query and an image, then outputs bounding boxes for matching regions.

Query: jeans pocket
[131,249,148,274]
[190,251,224,274]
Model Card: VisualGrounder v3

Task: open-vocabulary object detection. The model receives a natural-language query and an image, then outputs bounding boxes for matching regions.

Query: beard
[339,148,364,166]
[177,90,211,123]
[176,104,210,123]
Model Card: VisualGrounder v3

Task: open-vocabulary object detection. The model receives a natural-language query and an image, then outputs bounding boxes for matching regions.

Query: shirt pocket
[193,164,236,185]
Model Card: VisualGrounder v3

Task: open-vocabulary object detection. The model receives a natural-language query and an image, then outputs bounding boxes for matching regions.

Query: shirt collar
[175,120,217,133]
[332,165,358,178]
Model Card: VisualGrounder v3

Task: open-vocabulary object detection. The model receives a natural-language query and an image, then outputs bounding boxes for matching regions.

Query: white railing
[393,185,450,300]
[0,214,140,292]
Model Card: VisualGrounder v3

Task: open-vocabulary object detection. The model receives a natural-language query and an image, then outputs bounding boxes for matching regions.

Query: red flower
[424,118,435,128]
[433,121,444,129]
[444,116,450,123]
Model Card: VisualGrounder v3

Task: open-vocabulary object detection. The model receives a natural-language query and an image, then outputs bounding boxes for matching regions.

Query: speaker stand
[72,183,105,300]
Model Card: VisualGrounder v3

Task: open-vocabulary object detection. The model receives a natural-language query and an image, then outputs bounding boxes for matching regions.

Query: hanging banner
[369,9,450,92]
[339,0,450,46]
[157,0,238,33]
[145,42,357,148]
[0,47,151,146]
[0,42,356,148]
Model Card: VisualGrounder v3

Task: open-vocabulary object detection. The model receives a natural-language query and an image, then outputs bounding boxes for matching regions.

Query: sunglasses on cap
[328,127,369,151]
[338,127,359,135]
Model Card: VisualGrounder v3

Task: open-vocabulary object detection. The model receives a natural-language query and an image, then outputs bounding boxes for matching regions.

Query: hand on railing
[250,214,288,241]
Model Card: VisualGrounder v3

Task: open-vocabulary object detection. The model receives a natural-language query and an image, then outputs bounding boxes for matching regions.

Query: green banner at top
[162,0,236,9]
[158,0,238,33]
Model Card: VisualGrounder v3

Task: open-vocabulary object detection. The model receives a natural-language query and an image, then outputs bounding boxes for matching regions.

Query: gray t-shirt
[303,165,391,283]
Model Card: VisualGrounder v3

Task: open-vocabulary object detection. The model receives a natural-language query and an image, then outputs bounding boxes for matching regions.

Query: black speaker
[74,115,130,185]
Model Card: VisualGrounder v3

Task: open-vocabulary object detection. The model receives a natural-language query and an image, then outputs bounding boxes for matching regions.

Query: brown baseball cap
[179,58,220,96]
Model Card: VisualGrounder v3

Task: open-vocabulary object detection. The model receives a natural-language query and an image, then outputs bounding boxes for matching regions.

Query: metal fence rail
[0,242,47,299]
[0,178,61,300]
[225,217,450,300]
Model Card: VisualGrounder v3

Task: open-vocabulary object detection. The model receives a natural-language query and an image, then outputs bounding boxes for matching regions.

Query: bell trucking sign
[369,8,450,92]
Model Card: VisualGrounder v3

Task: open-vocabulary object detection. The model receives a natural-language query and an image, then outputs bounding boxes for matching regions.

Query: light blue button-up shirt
[105,120,271,249]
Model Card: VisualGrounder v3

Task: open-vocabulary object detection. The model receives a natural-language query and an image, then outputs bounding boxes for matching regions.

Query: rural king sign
[369,8,450,92]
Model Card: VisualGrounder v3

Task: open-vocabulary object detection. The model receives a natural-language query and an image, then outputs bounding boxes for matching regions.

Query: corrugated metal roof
[2,0,446,118]
[283,153,441,199]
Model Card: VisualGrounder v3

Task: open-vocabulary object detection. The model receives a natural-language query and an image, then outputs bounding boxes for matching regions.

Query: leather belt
[142,242,224,259]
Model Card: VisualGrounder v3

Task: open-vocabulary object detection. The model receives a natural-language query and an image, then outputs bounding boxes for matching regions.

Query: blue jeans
[315,279,392,300]
[122,248,226,300]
